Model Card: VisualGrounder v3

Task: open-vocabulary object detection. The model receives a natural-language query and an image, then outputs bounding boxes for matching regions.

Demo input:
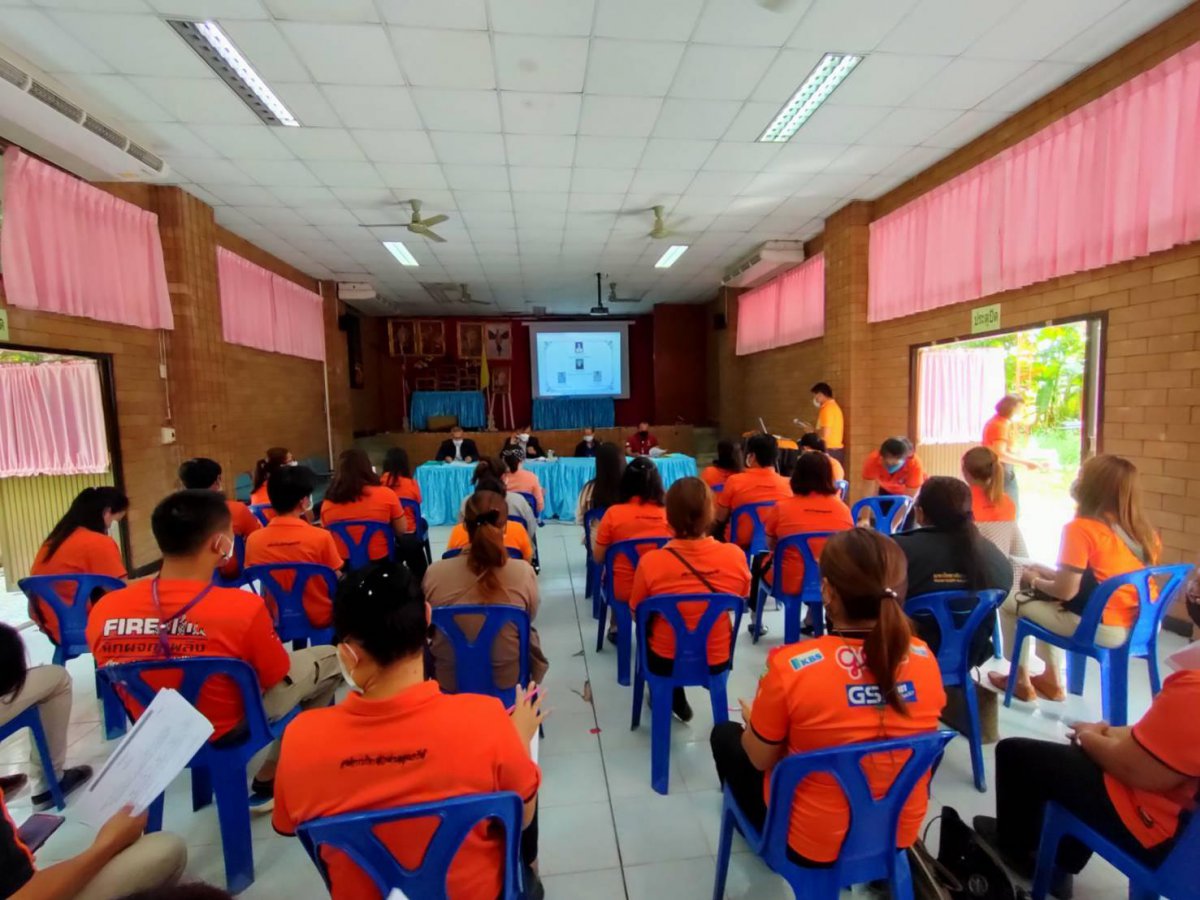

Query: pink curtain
[736,253,824,355]
[1,147,173,330]
[870,42,1200,323]
[916,347,1006,444]
[217,248,326,362]
[0,359,109,476]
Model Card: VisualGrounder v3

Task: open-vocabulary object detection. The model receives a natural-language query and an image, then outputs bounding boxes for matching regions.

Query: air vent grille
[81,116,127,150]
[28,81,84,122]
[0,57,28,89]
[125,142,165,173]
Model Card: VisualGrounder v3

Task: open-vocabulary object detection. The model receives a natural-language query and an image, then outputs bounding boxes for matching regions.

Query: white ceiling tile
[131,76,260,124]
[739,169,816,195]
[320,85,422,128]
[672,194,733,216]
[579,95,663,136]
[146,0,268,16]
[268,185,339,206]
[509,166,571,192]
[432,132,507,165]
[279,22,403,84]
[594,0,703,40]
[703,142,781,172]
[864,107,961,146]
[877,0,1020,55]
[443,164,510,190]
[689,170,754,195]
[263,0,379,22]
[499,91,580,135]
[769,142,845,172]
[1050,0,1190,63]
[275,127,366,160]
[572,135,645,169]
[513,193,568,213]
[789,0,920,52]
[640,138,715,170]
[965,0,1124,61]
[188,124,292,159]
[454,190,513,211]
[206,183,280,206]
[805,172,871,197]
[352,129,438,163]
[377,0,488,29]
[821,143,909,174]
[272,82,342,127]
[220,21,310,82]
[489,0,593,36]
[823,54,950,107]
[139,122,218,158]
[669,45,776,101]
[585,39,686,97]
[296,159,380,187]
[653,98,740,140]
[629,168,696,194]
[376,163,449,189]
[568,192,626,212]
[390,28,494,89]
[570,168,634,193]
[905,58,1033,110]
[753,49,826,103]
[722,101,781,141]
[47,11,210,77]
[413,88,503,131]
[975,60,1083,111]
[691,0,814,46]
[787,104,890,144]
[0,8,113,73]
[170,157,258,184]
[494,35,587,92]
[920,109,1007,148]
[879,144,947,177]
[504,134,576,166]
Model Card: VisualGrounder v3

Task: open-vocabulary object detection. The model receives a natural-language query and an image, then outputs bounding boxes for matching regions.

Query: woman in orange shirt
[501,449,544,517]
[962,446,1029,570]
[630,477,750,722]
[983,395,1043,512]
[446,478,534,562]
[989,455,1159,702]
[700,439,742,491]
[320,449,410,569]
[710,528,945,866]
[250,446,293,507]
[798,433,845,483]
[381,447,427,577]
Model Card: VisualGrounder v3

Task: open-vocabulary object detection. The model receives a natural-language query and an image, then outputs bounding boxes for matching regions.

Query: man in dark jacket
[435,426,478,463]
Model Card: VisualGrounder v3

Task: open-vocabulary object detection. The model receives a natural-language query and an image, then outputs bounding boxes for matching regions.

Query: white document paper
[74,688,214,827]
[386,889,411,900]
[1167,640,1200,672]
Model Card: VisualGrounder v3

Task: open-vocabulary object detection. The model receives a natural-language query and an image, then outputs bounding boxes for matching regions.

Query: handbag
[909,837,960,899]
[934,806,1028,900]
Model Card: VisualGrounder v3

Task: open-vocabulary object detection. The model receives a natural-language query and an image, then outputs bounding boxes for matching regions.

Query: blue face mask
[885,459,905,474]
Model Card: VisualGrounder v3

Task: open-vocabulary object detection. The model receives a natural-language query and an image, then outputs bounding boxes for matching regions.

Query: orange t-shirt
[701,466,733,490]
[382,475,422,532]
[245,517,345,628]
[969,484,1016,523]
[220,500,262,579]
[1104,670,1200,848]
[594,498,672,601]
[249,488,277,524]
[273,681,540,900]
[321,485,404,562]
[503,469,544,516]
[30,527,127,643]
[629,538,750,665]
[817,399,845,449]
[446,521,533,562]
[763,494,854,594]
[982,415,1011,453]
[1058,517,1158,628]
[716,467,792,547]
[750,635,946,862]
[87,579,290,740]
[861,450,926,495]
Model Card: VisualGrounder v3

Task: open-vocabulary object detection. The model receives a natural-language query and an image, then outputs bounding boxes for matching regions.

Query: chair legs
[191,767,214,811]
[96,669,128,741]
[709,673,730,728]
[613,603,633,687]
[648,681,672,795]
[1145,640,1163,696]
[992,616,1004,660]
[1066,651,1087,697]
[712,806,736,900]
[211,764,257,894]
[1003,623,1031,709]
[1031,807,1068,900]
[890,850,915,900]
[1099,652,1130,727]
[24,710,65,811]
[962,678,986,792]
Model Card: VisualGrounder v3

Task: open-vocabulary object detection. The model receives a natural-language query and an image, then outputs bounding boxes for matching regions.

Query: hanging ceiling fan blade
[358,222,409,227]
[418,214,449,228]
[409,224,447,243]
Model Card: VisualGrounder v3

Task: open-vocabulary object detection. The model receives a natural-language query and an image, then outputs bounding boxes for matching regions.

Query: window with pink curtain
[916,347,1006,444]
[217,248,326,362]
[1,147,173,330]
[0,359,109,476]
[869,41,1200,323]
[736,253,824,356]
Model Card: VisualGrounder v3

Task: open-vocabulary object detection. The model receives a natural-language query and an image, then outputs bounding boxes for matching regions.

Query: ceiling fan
[590,272,611,316]
[359,198,450,243]
[647,204,687,240]
[607,281,642,304]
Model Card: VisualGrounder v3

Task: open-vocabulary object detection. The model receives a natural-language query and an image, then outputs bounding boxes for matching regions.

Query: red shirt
[627,432,659,455]
[861,450,926,494]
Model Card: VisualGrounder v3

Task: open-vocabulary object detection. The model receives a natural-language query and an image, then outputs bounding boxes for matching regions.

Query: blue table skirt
[410,390,486,430]
[415,455,699,525]
[531,397,615,430]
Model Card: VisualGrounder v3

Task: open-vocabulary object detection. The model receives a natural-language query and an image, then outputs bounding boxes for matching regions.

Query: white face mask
[584,435,594,442]
[337,644,363,693]
[216,534,235,565]
[518,433,530,441]
[813,396,822,408]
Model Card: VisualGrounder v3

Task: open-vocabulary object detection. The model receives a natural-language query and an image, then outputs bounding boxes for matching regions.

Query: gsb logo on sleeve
[845,681,917,707]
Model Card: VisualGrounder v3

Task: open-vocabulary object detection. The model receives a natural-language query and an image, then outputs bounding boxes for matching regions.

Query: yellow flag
[480,341,490,390]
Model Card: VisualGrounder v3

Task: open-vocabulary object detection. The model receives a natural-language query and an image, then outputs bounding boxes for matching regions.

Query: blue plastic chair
[834,479,849,501]
[851,495,915,536]
[19,573,128,740]
[1031,797,1200,900]
[711,483,724,493]
[594,537,670,686]
[399,498,433,563]
[508,513,541,572]
[755,531,835,644]
[1004,564,1189,726]
[325,519,396,570]
[440,547,524,560]
[516,490,542,522]
[631,592,744,794]
[713,731,956,900]
[904,589,1006,791]
[234,472,252,503]
[0,707,64,810]
[248,504,272,526]
[242,562,339,649]
[582,507,606,608]
[296,792,526,899]
[730,501,776,566]
[431,604,531,708]
[99,657,299,894]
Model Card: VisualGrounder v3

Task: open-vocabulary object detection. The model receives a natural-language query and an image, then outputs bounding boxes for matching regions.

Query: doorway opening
[913,317,1103,562]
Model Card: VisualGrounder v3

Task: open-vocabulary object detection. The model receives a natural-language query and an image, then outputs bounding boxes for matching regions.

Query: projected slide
[536,331,622,398]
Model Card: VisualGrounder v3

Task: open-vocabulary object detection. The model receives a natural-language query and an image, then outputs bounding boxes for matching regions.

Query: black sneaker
[32,765,92,810]
[747,621,768,636]
[671,689,693,723]
[0,774,28,796]
[248,777,274,814]
[523,867,546,900]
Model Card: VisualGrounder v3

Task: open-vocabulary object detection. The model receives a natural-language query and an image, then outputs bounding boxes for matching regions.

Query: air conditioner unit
[0,53,168,181]
[337,282,377,301]
[722,241,807,288]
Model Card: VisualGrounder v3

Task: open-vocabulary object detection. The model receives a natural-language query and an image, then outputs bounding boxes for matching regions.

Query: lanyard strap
[150,579,214,658]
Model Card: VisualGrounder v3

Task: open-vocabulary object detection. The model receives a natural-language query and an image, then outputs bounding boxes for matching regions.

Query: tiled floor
[1,522,1177,898]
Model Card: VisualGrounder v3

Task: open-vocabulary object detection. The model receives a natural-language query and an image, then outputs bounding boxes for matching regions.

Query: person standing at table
[983,394,1043,513]
[507,427,544,459]
[574,426,599,457]
[626,421,659,456]
[436,425,478,463]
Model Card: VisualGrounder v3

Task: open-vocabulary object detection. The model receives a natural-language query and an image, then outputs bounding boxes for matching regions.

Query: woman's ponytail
[463,491,508,591]
[864,588,913,716]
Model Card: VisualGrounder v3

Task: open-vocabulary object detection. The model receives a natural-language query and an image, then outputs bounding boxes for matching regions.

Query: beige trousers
[0,665,72,794]
[999,593,1128,669]
[73,832,188,900]
[258,645,340,765]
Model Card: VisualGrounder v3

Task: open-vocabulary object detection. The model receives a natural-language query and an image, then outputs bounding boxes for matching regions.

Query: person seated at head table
[249,446,293,512]
[710,528,946,868]
[574,426,599,457]
[629,477,750,723]
[625,421,659,456]
[798,432,845,483]
[459,460,537,540]
[245,465,345,629]
[272,560,545,900]
[320,448,410,567]
[88,489,342,812]
[435,425,478,464]
[424,491,548,694]
[501,449,544,516]
[988,454,1160,704]
[30,486,128,644]
[448,481,534,563]
[860,437,926,528]
[701,439,743,491]
[961,446,1029,574]
[179,457,261,581]
[712,433,791,547]
[576,442,626,546]
[506,426,544,459]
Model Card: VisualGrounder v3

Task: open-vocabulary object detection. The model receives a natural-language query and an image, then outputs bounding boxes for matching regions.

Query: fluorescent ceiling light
[383,241,419,267]
[758,52,862,143]
[168,19,299,127]
[654,245,689,269]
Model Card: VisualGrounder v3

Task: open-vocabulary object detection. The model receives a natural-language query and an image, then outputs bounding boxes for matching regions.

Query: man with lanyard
[87,490,342,812]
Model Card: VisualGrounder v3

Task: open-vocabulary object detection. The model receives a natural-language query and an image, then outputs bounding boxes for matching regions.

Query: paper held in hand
[74,688,214,827]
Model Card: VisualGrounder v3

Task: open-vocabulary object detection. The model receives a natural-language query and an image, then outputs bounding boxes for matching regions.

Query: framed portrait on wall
[416,320,446,356]
[490,364,511,392]
[388,319,416,357]
[486,322,512,359]
[458,321,484,359]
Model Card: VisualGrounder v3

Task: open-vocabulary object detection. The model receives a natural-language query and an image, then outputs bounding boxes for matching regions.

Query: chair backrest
[1073,563,1191,650]
[604,537,670,604]
[441,547,524,560]
[296,792,524,899]
[711,483,724,493]
[242,563,339,643]
[634,593,744,681]
[730,501,776,554]
[903,590,1007,684]
[582,507,606,555]
[516,491,539,518]
[18,574,126,656]
[430,604,530,704]
[248,504,272,526]
[234,472,253,503]
[834,479,849,501]
[850,495,915,536]
[1155,797,1200,891]
[760,731,956,879]
[325,520,396,570]
[399,498,427,540]
[769,531,835,601]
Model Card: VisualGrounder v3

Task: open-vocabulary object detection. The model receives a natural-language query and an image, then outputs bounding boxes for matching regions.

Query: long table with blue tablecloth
[415,455,699,525]
[409,390,486,430]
